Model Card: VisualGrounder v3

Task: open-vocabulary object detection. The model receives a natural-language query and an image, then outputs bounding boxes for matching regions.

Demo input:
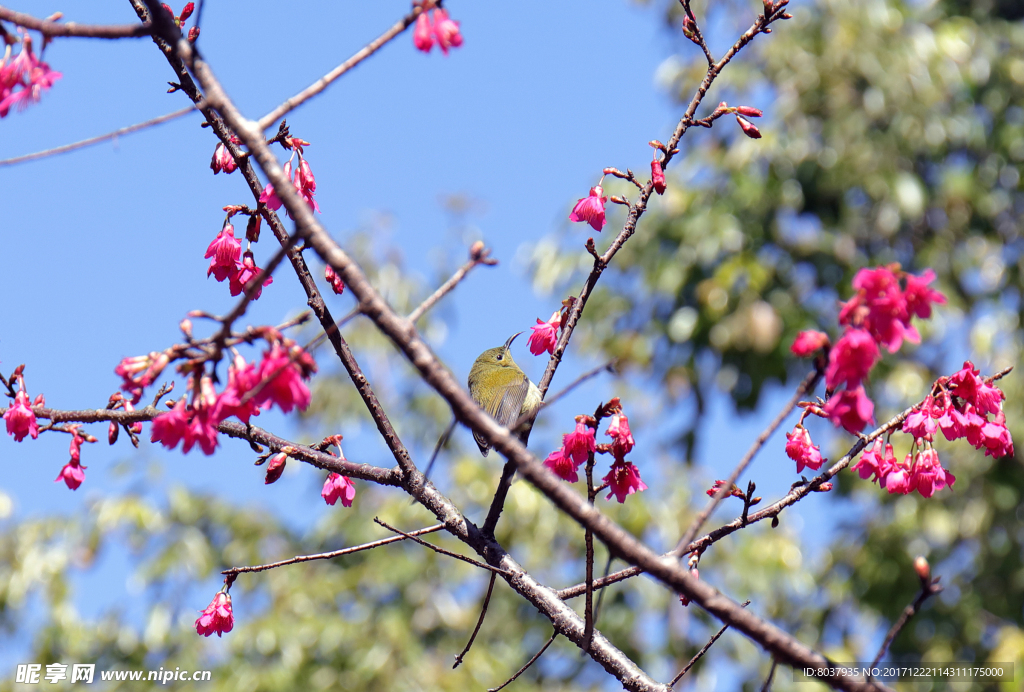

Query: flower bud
[188,26,200,42]
[179,318,193,339]
[914,556,930,582]
[179,2,194,21]
[681,16,696,39]
[651,159,666,195]
[736,115,762,139]
[108,421,119,444]
[736,106,763,118]
[265,453,287,484]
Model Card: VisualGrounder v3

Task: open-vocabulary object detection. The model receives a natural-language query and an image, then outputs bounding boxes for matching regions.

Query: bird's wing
[473,373,531,456]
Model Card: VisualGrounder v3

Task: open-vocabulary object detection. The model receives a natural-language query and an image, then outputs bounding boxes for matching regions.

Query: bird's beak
[503,331,524,351]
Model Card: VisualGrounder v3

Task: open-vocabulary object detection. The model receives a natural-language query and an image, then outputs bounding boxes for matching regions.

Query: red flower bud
[265,453,287,484]
[187,25,200,42]
[736,106,763,118]
[179,2,194,21]
[651,159,666,195]
[914,556,930,582]
[736,115,762,139]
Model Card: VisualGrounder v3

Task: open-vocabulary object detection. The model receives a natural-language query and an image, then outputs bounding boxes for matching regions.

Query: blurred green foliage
[3,0,1024,690]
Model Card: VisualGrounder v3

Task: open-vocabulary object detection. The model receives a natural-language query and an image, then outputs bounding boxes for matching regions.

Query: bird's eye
[496,354,503,361]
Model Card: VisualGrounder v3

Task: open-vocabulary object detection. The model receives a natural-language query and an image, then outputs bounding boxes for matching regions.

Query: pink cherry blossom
[823,387,874,433]
[528,311,561,356]
[569,185,608,232]
[562,419,596,465]
[908,448,955,498]
[205,223,241,282]
[258,182,282,210]
[55,459,86,490]
[432,9,463,55]
[785,425,824,474]
[825,328,879,390]
[605,412,635,459]
[151,399,190,450]
[902,397,938,441]
[544,448,580,482]
[790,330,829,357]
[321,472,356,507]
[292,158,320,213]
[413,11,434,52]
[603,460,648,503]
[4,389,39,442]
[210,141,238,174]
[840,266,918,353]
[0,36,61,118]
[195,591,234,637]
[851,439,886,482]
[903,269,946,320]
[253,343,314,413]
[229,251,274,300]
[883,455,913,495]
[217,354,262,424]
[978,412,1014,458]
[651,159,666,195]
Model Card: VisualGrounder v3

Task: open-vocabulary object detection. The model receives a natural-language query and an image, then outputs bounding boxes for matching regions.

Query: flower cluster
[569,185,608,232]
[0,33,61,118]
[204,222,274,301]
[412,7,463,55]
[145,333,317,456]
[195,591,233,637]
[542,400,647,503]
[851,361,1013,499]
[792,265,946,437]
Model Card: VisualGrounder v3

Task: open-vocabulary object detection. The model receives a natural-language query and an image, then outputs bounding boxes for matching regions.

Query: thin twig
[407,245,497,324]
[0,7,150,38]
[0,106,196,167]
[676,367,821,554]
[582,447,597,653]
[374,518,512,577]
[255,4,424,131]
[669,600,749,686]
[222,524,444,576]
[760,659,779,692]
[869,578,943,669]
[487,630,558,692]
[452,572,497,669]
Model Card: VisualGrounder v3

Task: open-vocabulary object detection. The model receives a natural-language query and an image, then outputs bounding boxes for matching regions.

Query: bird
[467,332,542,455]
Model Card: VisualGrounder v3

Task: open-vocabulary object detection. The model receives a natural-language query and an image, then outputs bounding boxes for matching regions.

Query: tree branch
[0,106,196,167]
[0,7,151,38]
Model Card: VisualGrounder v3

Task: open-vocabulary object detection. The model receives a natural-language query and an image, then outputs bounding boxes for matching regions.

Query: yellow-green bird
[468,332,543,455]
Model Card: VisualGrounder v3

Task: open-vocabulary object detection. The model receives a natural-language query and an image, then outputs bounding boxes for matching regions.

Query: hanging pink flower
[229,251,274,300]
[562,418,596,465]
[55,459,86,490]
[543,448,580,482]
[4,389,39,442]
[605,412,635,459]
[195,591,234,637]
[785,425,824,474]
[569,186,608,232]
[413,10,434,52]
[205,223,241,282]
[823,387,874,433]
[603,460,648,503]
[432,8,463,55]
[321,473,356,507]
